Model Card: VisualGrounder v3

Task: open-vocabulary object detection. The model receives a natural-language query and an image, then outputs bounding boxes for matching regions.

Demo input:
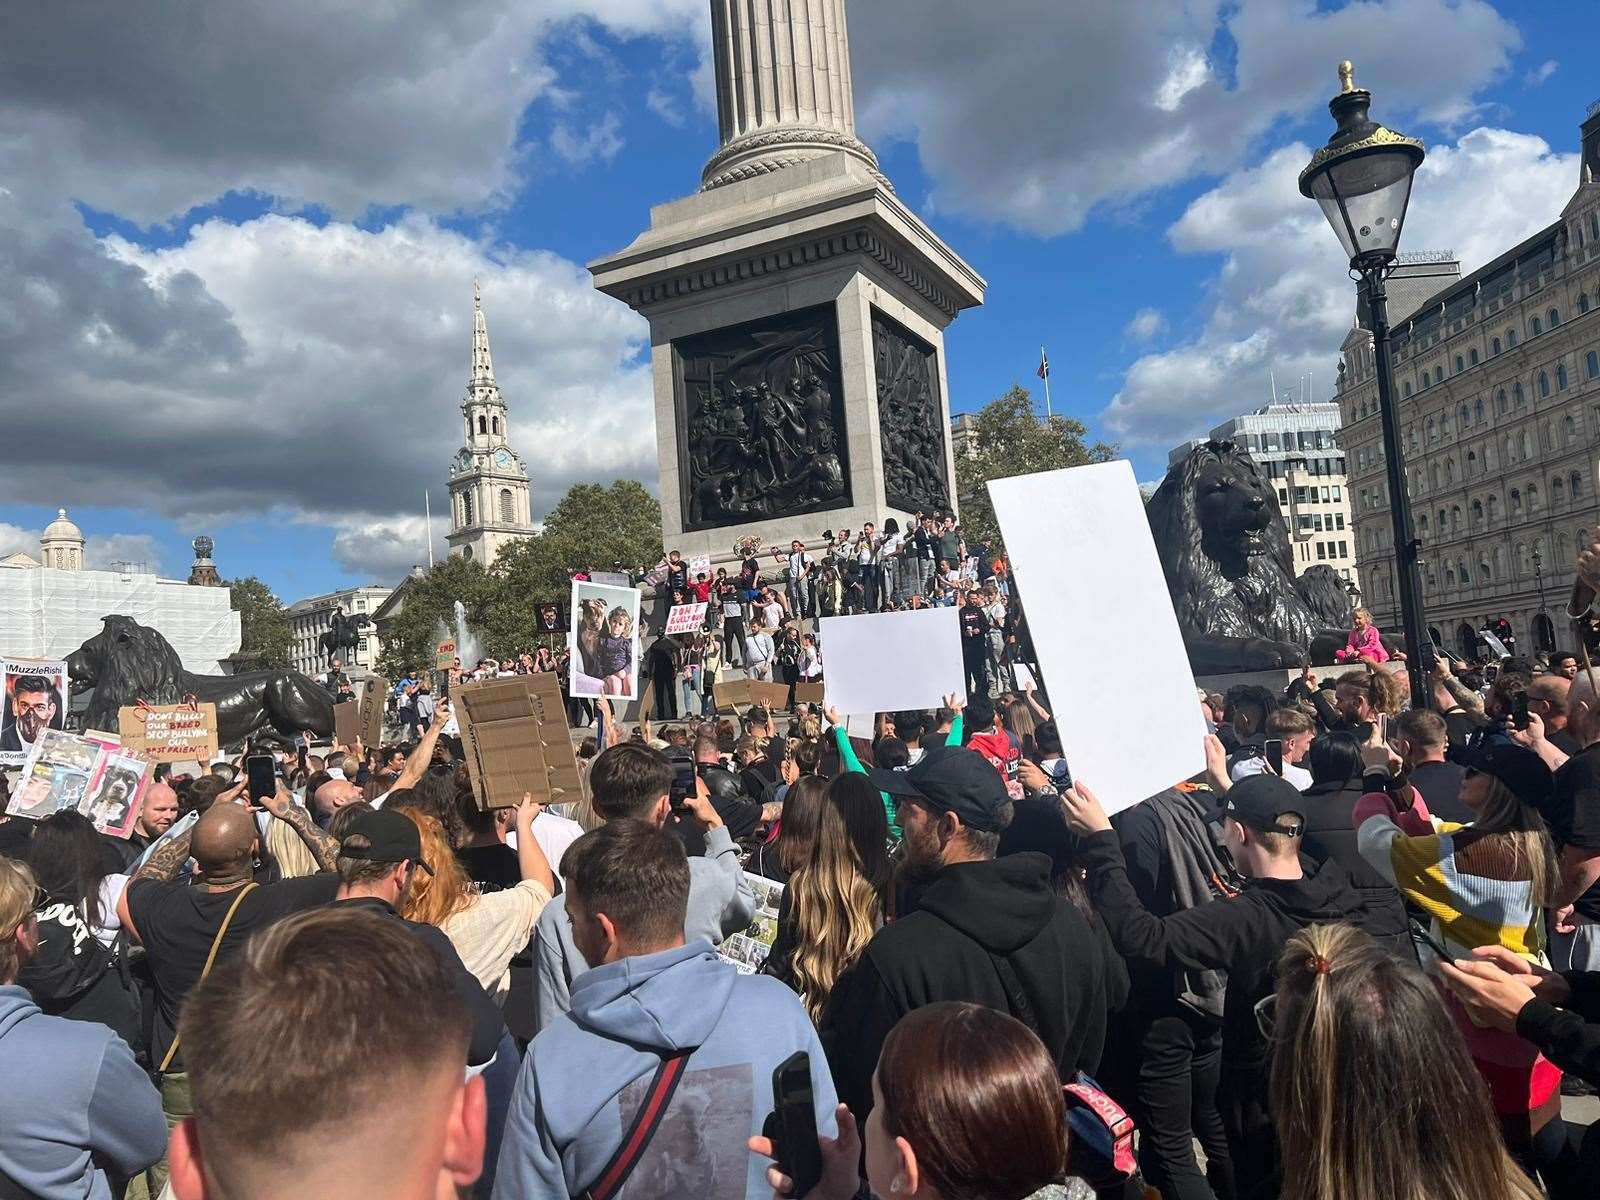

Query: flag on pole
[1036,349,1051,380]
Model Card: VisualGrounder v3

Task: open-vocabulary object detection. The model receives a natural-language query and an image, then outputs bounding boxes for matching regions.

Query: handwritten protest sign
[688,553,712,580]
[435,639,457,670]
[118,703,219,764]
[665,603,708,635]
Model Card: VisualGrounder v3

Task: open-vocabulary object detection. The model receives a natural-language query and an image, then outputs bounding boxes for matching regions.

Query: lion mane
[72,615,189,730]
[1146,441,1323,652]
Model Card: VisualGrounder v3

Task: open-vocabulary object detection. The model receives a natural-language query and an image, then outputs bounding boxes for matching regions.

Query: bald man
[313,777,363,825]
[113,780,181,870]
[115,779,347,1195]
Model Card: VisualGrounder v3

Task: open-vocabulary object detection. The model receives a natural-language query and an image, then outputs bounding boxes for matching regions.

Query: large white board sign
[988,461,1205,813]
[819,608,964,717]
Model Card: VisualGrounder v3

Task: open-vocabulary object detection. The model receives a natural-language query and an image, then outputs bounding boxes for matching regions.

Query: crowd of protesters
[7,542,1600,1200]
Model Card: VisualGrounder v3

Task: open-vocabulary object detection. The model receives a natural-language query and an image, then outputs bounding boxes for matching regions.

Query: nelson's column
[591,0,986,563]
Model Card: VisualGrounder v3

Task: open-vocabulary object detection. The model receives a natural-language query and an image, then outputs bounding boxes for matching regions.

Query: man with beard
[1,674,60,754]
[113,779,180,869]
[819,749,1128,1124]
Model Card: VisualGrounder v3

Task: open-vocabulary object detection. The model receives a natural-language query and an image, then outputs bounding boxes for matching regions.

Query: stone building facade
[1339,103,1600,658]
[1169,402,1360,586]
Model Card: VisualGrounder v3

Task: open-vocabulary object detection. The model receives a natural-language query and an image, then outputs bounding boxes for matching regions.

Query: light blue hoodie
[494,942,838,1200]
[0,984,167,1199]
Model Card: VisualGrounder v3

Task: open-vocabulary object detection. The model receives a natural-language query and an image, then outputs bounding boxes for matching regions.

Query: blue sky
[1,0,1593,602]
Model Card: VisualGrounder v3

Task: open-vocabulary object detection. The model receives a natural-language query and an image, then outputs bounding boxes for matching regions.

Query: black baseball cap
[1206,774,1306,836]
[868,748,1011,833]
[339,809,433,875]
[1448,733,1553,806]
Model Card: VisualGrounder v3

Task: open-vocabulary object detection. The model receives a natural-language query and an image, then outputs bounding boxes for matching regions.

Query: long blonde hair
[394,809,475,927]
[788,781,886,1021]
[1270,923,1542,1200]
[1473,777,1560,910]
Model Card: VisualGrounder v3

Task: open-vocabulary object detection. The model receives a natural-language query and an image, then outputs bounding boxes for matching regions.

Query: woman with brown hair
[749,775,828,884]
[394,796,554,1006]
[756,1001,1089,1200]
[1267,922,1543,1200]
[765,774,890,1021]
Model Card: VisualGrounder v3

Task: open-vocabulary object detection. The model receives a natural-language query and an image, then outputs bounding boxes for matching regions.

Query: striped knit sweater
[1353,787,1560,1118]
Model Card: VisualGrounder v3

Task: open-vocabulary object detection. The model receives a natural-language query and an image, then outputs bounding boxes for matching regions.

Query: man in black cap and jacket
[1061,773,1368,1200]
[819,749,1129,1123]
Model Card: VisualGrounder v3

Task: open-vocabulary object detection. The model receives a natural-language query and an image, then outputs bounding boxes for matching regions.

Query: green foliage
[376,556,503,678]
[226,576,293,669]
[953,385,1116,550]
[376,480,666,674]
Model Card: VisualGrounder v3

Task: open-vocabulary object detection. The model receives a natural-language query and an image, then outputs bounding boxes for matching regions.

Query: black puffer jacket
[1296,778,1411,955]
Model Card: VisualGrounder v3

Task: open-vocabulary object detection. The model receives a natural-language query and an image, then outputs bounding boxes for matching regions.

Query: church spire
[471,277,496,389]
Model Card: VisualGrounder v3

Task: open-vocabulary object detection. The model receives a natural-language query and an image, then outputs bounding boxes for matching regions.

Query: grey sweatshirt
[531,823,755,1032]
[0,984,167,1199]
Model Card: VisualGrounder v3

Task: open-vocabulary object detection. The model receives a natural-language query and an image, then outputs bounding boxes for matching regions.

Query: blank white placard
[820,608,965,717]
[989,460,1205,813]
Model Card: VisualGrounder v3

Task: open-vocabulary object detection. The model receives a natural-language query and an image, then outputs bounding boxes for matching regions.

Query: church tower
[447,282,534,564]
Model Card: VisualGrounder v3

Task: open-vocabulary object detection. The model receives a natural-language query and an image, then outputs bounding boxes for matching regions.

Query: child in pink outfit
[1335,608,1389,663]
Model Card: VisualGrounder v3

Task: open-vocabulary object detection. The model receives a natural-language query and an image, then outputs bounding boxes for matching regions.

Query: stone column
[703,0,887,191]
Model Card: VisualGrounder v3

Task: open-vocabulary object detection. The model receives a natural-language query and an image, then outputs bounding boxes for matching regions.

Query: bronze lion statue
[1147,441,1352,673]
[67,615,335,748]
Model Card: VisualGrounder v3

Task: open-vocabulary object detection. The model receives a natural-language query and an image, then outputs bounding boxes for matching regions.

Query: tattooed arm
[261,782,341,873]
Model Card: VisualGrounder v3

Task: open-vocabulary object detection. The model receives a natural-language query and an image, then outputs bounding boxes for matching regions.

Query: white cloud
[323,514,451,579]
[1125,308,1169,342]
[551,113,627,167]
[1155,47,1211,114]
[850,0,1519,236]
[1526,59,1558,86]
[647,88,686,126]
[1102,127,1579,450]
[0,523,36,560]
[84,534,165,575]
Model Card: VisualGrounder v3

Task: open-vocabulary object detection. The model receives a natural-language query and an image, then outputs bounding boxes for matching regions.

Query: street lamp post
[1301,61,1429,704]
[1534,544,1548,650]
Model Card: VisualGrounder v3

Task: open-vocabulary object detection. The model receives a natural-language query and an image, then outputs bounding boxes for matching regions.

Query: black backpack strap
[583,1048,693,1200]
[985,947,1040,1035]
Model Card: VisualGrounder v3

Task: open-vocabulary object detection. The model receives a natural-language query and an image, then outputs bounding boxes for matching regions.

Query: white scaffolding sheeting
[0,567,241,673]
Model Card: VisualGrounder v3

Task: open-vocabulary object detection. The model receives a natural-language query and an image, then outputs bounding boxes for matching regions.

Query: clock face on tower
[455,448,472,473]
[494,449,513,469]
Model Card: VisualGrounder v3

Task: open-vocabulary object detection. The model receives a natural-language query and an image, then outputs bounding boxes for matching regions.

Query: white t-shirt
[506,810,585,881]
[879,533,904,559]
[787,551,812,580]
[761,601,783,629]
[1231,755,1313,792]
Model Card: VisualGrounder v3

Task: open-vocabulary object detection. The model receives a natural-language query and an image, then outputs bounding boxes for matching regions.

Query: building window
[1496,389,1507,414]
[478,415,487,434]
[499,488,515,523]
[1459,403,1470,428]
[1435,366,1444,385]
[1513,383,1524,407]
[1472,499,1484,527]
[1533,317,1543,336]
[1474,397,1484,423]
[1548,308,1560,328]
[1572,471,1584,499]
[1470,348,1479,366]
[1487,494,1500,522]
[1510,489,1522,516]
[1557,364,1569,390]
[1581,294,1591,315]
[1455,355,1464,373]
[1528,483,1540,511]
[463,544,473,560]
[359,639,369,654]
[1588,350,1599,379]
[1539,371,1551,398]
[492,416,499,434]
[1403,381,1412,398]
[1565,413,1577,443]
[1509,328,1518,347]
[1492,337,1502,355]
[462,491,474,525]
[1555,475,1566,504]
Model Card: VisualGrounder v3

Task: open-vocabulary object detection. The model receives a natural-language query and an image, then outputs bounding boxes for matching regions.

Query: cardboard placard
[793,682,826,706]
[360,675,389,747]
[333,701,360,748]
[435,639,458,670]
[118,703,220,765]
[747,681,792,712]
[453,672,584,809]
[665,603,708,634]
[713,677,751,712]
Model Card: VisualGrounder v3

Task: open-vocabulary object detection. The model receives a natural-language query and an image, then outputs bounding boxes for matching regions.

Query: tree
[954,385,1116,551]
[492,481,665,652]
[376,556,504,678]
[227,577,293,668]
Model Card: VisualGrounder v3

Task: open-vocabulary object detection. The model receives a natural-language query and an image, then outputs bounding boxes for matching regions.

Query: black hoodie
[820,852,1129,1121]
[1080,829,1366,1082]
